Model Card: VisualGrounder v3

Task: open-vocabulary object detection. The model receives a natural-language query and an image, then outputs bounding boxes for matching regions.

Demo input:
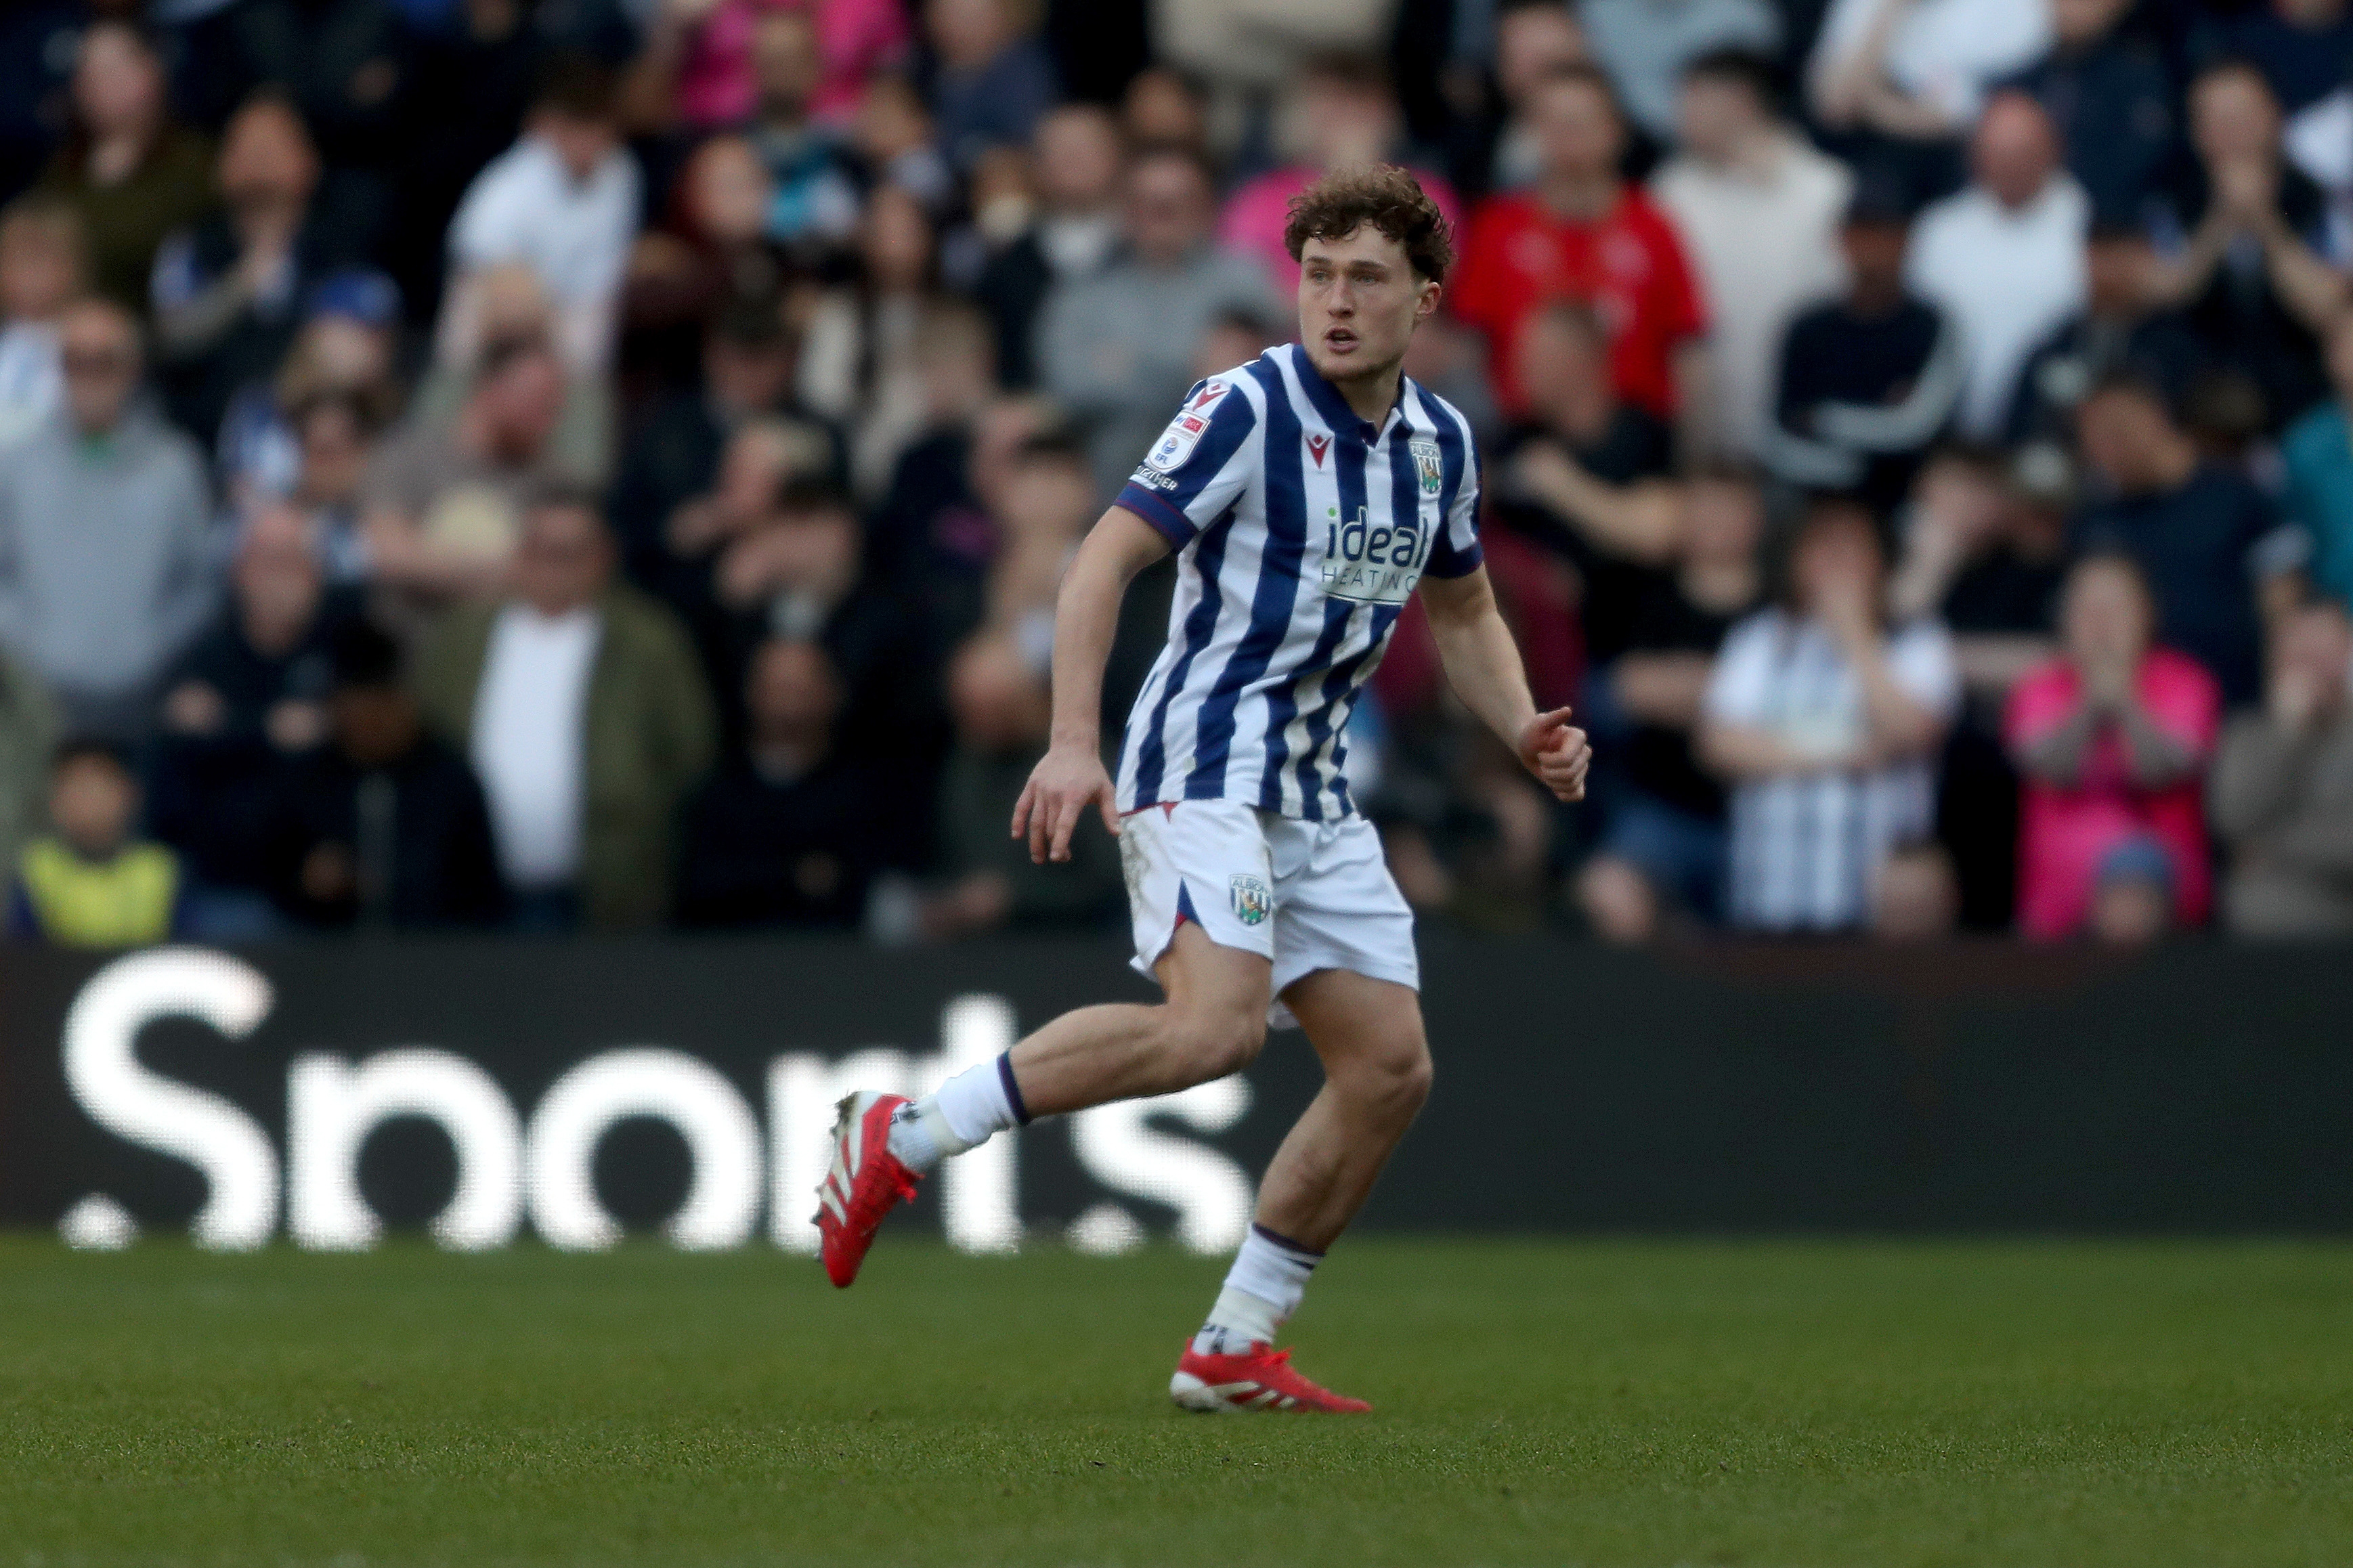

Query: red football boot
[1169,1341,1373,1413]
[813,1091,922,1287]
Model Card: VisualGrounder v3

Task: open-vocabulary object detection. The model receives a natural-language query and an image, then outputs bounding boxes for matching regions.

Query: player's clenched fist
[1012,741,1119,865]
[1516,707,1593,802]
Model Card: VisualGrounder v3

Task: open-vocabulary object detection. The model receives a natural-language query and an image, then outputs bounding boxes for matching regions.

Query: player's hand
[1012,742,1119,865]
[1517,707,1592,802]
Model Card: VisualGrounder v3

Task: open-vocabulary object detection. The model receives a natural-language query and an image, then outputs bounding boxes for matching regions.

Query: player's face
[1297,227,1438,389]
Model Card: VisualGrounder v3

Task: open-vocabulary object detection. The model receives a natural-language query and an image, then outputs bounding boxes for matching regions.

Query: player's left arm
[1419,567,1592,803]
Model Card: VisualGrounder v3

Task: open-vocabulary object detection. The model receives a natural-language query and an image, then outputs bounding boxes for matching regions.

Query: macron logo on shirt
[1305,433,1329,468]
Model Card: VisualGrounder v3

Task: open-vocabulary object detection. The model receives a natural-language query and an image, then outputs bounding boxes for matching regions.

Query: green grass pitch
[3,1236,2351,1566]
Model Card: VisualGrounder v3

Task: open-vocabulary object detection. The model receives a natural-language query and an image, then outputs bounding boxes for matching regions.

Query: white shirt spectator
[445,136,641,372]
[1809,0,2053,131]
[1654,135,1852,458]
[470,602,601,891]
[0,322,60,449]
[1705,609,1960,930]
[1905,172,2088,439]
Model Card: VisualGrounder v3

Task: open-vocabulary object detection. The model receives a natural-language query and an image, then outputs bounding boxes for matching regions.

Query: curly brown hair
[1282,163,1454,283]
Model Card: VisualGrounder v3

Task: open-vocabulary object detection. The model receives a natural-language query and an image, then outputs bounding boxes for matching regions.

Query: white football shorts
[1118,798,1419,1030]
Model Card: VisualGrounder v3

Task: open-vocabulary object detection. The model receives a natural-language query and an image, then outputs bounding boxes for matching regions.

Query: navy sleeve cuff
[1422,540,1485,579]
[1115,484,1198,547]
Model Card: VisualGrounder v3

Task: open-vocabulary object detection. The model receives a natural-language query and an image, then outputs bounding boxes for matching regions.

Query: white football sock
[1192,1224,1322,1355]
[886,1052,1030,1173]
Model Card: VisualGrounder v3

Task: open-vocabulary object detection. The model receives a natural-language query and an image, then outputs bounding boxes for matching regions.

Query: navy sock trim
[997,1051,1032,1126]
[1251,1221,1324,1259]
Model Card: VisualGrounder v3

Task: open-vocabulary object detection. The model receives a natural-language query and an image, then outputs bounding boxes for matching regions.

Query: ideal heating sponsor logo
[1318,505,1436,605]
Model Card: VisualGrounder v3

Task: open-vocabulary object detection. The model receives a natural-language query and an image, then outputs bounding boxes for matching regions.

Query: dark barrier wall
[4,935,2352,1248]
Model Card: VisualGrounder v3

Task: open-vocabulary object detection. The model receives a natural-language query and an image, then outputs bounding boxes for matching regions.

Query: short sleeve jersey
[1113,343,1484,821]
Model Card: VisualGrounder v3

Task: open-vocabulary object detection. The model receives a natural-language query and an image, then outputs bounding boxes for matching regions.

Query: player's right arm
[1012,506,1171,865]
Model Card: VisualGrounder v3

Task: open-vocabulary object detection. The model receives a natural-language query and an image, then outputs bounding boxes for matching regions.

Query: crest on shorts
[1229,873,1272,927]
[1409,439,1444,497]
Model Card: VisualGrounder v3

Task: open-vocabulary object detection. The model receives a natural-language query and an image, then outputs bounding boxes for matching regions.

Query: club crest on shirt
[1229,873,1272,926]
[1409,439,1443,498]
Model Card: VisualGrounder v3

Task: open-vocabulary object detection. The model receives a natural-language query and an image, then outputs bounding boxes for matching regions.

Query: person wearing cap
[148,89,385,445]
[269,618,506,930]
[2006,551,2220,942]
[1763,179,1960,516]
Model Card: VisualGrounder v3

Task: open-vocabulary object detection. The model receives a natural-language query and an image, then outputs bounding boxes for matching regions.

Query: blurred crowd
[6,0,2353,950]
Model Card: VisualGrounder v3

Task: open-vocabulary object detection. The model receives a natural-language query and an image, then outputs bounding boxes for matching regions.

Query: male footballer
[815,164,1591,1412]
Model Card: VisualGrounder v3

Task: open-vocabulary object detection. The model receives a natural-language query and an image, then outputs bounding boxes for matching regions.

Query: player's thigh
[1154,920,1274,1069]
[1268,816,1421,1009]
[1279,966,1432,1108]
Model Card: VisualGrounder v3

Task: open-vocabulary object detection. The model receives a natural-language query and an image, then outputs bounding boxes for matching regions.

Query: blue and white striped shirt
[1112,343,1484,821]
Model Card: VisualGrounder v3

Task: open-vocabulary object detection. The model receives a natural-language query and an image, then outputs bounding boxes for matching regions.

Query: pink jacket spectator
[1217,165,1464,300]
[674,0,910,129]
[2006,648,2221,940]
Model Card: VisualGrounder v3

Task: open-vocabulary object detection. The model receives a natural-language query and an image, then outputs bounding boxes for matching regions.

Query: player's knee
[1340,1035,1432,1120]
[1160,1006,1264,1083]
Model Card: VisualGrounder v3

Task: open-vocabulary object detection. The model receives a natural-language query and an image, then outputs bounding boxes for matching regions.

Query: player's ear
[1415,279,1441,321]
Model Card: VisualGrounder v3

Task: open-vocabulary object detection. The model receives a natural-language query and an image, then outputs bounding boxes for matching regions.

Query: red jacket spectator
[1446,67,1706,422]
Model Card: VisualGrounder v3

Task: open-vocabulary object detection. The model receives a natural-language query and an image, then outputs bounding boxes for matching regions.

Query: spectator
[0,648,58,890]
[150,504,355,938]
[2072,371,2295,707]
[2193,0,2353,121]
[649,412,838,640]
[190,0,408,178]
[439,54,639,376]
[1652,49,1852,461]
[924,0,1059,171]
[8,738,184,948]
[619,135,785,394]
[1218,55,1463,299]
[2002,0,2177,221]
[272,617,504,929]
[0,297,215,741]
[1809,0,2052,146]
[2283,313,2353,617]
[849,72,956,215]
[2211,595,2353,935]
[644,0,909,134]
[676,636,885,928]
[1575,466,1765,940]
[1492,303,1677,662]
[0,2,81,206]
[1765,183,1959,512]
[1450,65,1708,432]
[2005,217,2206,450]
[1576,0,1779,148]
[975,104,1125,391]
[610,293,840,597]
[35,20,214,313]
[149,92,385,445]
[1905,91,2088,441]
[0,196,80,448]
[215,271,404,519]
[798,188,968,499]
[2006,552,2220,940]
[920,632,1121,938]
[1119,66,1209,158]
[1449,0,1594,197]
[705,477,937,789]
[2146,60,2346,436]
[360,326,582,599]
[745,10,861,259]
[2084,833,2174,944]
[1890,447,2067,930]
[1700,494,1959,932]
[1035,147,1278,500]
[416,491,716,929]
